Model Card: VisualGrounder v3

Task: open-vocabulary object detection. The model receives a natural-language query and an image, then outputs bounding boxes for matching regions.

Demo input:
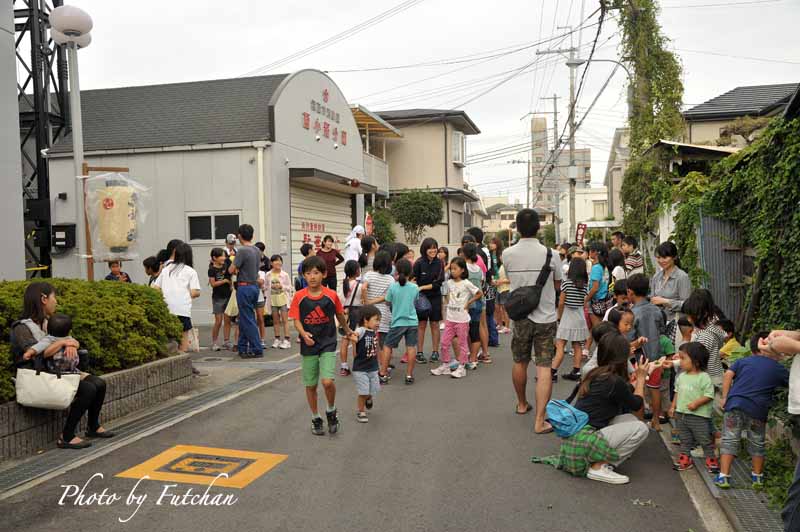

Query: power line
[239,0,426,77]
[661,0,782,8]
[328,22,599,74]
[354,22,600,102]
[676,48,800,65]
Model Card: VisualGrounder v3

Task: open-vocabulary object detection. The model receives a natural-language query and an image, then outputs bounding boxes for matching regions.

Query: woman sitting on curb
[11,282,114,449]
[534,331,650,485]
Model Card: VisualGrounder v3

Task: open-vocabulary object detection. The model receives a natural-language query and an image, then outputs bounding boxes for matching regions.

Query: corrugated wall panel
[699,216,745,322]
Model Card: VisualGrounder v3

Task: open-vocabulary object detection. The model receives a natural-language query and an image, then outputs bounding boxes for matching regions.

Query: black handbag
[505,248,553,322]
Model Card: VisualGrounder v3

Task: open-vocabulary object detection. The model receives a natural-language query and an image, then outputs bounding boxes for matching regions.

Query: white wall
[557,186,608,242]
[0,4,25,280]
[49,147,259,324]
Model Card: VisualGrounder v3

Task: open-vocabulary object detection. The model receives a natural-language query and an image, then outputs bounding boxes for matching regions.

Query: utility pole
[537,31,582,241]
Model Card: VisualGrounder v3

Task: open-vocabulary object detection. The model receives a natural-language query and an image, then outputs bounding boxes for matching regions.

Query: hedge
[0,279,184,403]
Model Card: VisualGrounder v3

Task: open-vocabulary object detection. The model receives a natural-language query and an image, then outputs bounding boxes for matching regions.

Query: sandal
[57,438,92,449]
[515,403,533,415]
[86,429,116,439]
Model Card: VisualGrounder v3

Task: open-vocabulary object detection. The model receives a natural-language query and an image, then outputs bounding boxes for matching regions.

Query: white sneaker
[272,338,281,349]
[587,464,629,485]
[467,362,479,371]
[451,365,467,379]
[280,339,291,349]
[430,363,452,376]
[211,344,221,352]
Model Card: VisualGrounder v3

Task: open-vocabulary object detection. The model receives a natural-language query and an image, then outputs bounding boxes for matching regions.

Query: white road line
[0,366,301,501]
[275,353,301,363]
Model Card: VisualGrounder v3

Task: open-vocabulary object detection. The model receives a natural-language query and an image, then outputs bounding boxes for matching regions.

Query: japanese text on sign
[301,222,325,232]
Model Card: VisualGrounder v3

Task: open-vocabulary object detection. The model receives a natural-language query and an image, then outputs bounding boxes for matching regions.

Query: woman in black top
[11,282,115,449]
[413,238,445,364]
[575,331,650,484]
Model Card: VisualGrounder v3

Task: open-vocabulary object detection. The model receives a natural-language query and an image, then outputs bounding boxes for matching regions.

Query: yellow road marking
[116,445,287,488]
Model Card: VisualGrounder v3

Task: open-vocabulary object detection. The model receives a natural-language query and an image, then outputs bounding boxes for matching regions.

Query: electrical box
[51,223,76,249]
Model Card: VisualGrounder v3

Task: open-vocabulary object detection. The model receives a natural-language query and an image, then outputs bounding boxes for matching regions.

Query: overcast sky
[32,0,800,204]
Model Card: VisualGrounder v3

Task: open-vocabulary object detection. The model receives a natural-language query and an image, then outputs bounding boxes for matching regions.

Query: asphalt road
[0,336,706,532]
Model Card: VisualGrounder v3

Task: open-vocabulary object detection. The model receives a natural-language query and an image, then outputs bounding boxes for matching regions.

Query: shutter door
[290,186,353,284]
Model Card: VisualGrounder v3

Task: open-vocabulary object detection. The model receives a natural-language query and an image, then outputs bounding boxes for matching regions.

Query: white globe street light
[50,5,93,279]
[49,5,93,36]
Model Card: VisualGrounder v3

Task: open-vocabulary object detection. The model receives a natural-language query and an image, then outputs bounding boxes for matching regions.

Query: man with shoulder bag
[501,209,563,434]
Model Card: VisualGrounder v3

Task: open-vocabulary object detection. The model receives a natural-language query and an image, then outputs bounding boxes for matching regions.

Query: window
[187,212,241,242]
[592,201,608,220]
[452,130,466,166]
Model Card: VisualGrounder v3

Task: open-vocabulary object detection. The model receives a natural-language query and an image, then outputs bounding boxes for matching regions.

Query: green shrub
[0,279,183,403]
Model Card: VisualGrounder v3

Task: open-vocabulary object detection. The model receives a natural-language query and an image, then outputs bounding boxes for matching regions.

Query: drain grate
[692,455,784,532]
[0,368,292,496]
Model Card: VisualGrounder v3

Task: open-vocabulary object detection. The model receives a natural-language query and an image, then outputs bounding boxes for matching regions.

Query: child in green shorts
[289,256,353,436]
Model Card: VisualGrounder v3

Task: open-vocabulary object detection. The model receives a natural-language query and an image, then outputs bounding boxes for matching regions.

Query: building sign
[303,89,348,147]
[301,221,327,251]
[301,221,325,232]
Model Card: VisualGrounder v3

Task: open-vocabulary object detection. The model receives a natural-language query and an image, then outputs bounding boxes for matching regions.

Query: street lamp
[50,5,93,280]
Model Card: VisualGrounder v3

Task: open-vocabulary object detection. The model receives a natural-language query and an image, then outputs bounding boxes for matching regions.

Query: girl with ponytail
[384,259,420,385]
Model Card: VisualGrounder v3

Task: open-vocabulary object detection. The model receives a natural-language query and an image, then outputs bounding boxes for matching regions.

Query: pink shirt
[476,255,488,274]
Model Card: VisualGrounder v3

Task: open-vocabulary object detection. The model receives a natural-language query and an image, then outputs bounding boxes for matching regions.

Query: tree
[389,190,443,244]
[367,207,395,244]
[718,115,772,146]
[541,224,556,248]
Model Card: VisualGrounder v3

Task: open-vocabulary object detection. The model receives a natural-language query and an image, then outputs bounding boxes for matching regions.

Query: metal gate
[698,216,745,323]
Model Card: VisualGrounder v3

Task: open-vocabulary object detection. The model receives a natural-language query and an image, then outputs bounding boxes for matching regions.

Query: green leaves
[389,190,443,245]
[367,207,396,245]
[0,279,183,403]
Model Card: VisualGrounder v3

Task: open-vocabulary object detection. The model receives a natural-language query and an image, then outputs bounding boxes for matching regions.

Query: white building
[556,186,608,243]
[47,70,392,324]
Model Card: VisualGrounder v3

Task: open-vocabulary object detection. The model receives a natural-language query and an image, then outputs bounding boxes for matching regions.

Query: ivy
[612,0,685,237]
[671,171,711,286]
[670,117,800,508]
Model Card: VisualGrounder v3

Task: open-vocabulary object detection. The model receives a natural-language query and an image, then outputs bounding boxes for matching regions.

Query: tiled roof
[683,83,799,120]
[377,109,480,134]
[49,74,289,153]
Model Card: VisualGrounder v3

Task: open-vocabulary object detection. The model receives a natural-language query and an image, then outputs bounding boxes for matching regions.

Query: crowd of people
[10,208,800,530]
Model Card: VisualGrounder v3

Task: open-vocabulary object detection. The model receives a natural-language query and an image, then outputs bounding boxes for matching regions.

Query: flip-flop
[515,403,533,415]
[534,425,554,435]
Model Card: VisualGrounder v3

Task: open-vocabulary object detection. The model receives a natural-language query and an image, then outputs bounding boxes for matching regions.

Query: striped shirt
[624,251,645,275]
[364,271,394,333]
[692,318,726,385]
[561,279,588,308]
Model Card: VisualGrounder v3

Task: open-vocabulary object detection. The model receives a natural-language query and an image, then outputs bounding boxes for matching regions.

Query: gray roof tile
[50,74,289,153]
[683,83,799,120]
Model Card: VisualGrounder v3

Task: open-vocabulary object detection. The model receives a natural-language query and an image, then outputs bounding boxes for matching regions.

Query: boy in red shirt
[290,255,353,435]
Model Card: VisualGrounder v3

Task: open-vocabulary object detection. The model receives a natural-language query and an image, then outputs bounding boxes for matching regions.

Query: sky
[26,0,800,205]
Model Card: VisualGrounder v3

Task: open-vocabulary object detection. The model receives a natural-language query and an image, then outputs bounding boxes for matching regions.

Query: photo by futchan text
[58,473,238,523]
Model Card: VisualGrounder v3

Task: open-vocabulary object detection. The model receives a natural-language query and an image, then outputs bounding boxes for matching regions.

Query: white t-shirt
[501,238,563,324]
[789,355,800,415]
[445,279,480,323]
[612,265,627,283]
[154,263,201,317]
[344,237,361,264]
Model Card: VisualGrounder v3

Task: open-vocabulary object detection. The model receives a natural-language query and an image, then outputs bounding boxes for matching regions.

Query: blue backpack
[546,400,589,438]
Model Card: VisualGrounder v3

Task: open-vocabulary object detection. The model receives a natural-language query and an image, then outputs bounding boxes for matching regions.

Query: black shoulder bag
[505,248,553,322]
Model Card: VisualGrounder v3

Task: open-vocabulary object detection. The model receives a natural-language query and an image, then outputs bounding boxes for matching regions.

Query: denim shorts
[353,370,380,396]
[384,325,418,348]
[721,409,767,457]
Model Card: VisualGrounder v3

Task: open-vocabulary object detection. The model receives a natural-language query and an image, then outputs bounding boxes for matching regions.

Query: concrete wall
[385,121,464,190]
[687,120,729,145]
[48,146,260,324]
[0,4,25,280]
[0,354,192,463]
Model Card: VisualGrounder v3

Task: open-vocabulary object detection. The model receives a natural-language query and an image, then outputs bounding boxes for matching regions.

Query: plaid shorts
[511,319,556,367]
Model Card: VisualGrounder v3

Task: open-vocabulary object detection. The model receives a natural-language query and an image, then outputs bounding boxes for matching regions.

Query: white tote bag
[15,368,80,410]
